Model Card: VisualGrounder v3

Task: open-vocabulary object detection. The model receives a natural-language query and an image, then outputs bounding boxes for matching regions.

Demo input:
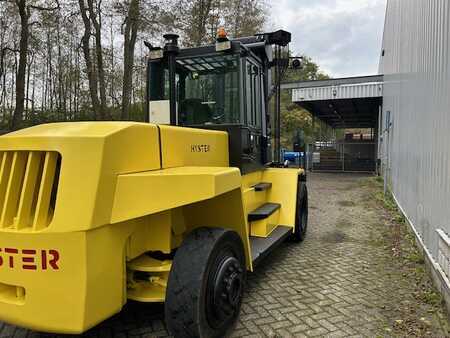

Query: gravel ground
[1,172,449,337]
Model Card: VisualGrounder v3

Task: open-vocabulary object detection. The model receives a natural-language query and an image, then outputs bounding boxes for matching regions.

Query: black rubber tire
[165,227,246,338]
[291,181,308,242]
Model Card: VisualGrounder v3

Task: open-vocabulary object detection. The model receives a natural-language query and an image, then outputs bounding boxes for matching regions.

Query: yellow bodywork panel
[159,125,229,168]
[0,221,135,334]
[250,209,280,238]
[183,188,252,270]
[0,122,161,232]
[111,166,241,223]
[126,212,173,256]
[241,168,302,229]
[241,171,267,217]
[262,168,302,228]
[124,209,186,258]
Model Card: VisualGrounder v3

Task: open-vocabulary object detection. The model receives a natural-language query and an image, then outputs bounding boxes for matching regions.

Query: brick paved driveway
[1,173,448,337]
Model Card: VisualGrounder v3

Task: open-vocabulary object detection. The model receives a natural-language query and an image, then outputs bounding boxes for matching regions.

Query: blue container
[283,151,300,162]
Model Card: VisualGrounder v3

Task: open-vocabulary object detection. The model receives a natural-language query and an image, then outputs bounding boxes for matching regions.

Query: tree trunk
[0,48,5,88]
[196,0,213,45]
[79,0,100,120]
[109,14,114,110]
[56,15,63,116]
[48,30,54,112]
[121,0,139,120]
[41,50,45,112]
[0,48,9,109]
[11,0,29,130]
[87,0,107,120]
[25,51,32,119]
[233,0,243,37]
[31,64,35,114]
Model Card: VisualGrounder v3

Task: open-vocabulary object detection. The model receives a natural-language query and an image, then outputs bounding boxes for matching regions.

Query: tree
[181,0,214,47]
[10,0,59,130]
[224,0,266,38]
[79,0,101,120]
[177,0,266,46]
[121,0,140,120]
[87,0,107,119]
[11,0,29,129]
[280,55,330,149]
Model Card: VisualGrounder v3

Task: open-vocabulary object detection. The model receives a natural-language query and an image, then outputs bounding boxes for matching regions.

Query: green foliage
[280,55,331,149]
[127,103,146,122]
[0,102,147,134]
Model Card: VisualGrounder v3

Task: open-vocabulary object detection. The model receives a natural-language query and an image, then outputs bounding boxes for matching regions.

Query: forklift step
[248,203,281,222]
[253,182,272,192]
[250,226,292,266]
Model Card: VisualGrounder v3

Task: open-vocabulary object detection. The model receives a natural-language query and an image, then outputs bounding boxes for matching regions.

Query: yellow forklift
[0,29,307,337]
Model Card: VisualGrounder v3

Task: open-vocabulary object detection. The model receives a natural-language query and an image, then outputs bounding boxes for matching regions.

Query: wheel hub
[211,256,244,322]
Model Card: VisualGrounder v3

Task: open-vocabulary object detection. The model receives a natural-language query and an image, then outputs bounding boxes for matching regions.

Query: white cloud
[268,0,387,77]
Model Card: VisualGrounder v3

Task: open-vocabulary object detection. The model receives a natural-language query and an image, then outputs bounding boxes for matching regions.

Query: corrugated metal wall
[292,82,383,102]
[379,0,450,261]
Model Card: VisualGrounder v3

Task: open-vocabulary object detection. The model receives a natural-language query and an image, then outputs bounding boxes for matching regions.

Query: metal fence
[307,142,376,172]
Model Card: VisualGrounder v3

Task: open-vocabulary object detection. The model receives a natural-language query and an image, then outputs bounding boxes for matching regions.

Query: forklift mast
[145,30,291,174]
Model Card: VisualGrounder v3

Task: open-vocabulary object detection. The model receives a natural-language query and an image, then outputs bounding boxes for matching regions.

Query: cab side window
[245,60,262,129]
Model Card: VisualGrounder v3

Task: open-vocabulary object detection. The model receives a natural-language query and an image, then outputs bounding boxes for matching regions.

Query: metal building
[284,76,383,172]
[379,0,450,304]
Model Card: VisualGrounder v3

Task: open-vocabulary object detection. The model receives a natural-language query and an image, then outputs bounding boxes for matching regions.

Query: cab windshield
[176,54,240,125]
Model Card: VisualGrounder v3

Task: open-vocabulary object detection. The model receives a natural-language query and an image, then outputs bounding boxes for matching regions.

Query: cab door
[243,57,265,170]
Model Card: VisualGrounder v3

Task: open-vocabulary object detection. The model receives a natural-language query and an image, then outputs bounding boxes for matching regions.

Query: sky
[269,0,387,78]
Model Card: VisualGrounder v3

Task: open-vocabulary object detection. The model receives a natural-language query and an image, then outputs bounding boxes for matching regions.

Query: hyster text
[0,248,60,271]
[191,144,210,153]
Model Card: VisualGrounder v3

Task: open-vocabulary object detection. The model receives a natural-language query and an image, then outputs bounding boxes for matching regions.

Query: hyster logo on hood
[191,144,210,153]
[0,248,60,271]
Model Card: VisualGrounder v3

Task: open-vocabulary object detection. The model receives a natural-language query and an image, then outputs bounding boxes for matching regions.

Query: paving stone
[0,173,448,337]
[0,325,15,337]
[324,330,348,338]
[305,327,328,337]
[317,319,337,332]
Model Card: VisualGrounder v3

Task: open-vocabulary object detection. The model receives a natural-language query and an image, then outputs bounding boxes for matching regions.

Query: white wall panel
[380,0,450,260]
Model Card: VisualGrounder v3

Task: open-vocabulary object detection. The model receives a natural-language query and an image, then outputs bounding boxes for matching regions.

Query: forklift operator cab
[146,31,285,174]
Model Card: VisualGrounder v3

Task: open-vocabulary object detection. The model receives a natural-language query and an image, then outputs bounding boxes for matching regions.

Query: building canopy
[283,75,383,129]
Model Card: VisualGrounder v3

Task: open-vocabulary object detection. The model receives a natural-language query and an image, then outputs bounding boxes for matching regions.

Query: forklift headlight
[292,58,302,69]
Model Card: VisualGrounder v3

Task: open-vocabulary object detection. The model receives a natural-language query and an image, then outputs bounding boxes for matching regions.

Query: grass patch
[406,251,425,265]
[374,189,399,212]
[422,290,442,306]
[361,177,406,220]
[362,176,450,336]
[375,176,384,184]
